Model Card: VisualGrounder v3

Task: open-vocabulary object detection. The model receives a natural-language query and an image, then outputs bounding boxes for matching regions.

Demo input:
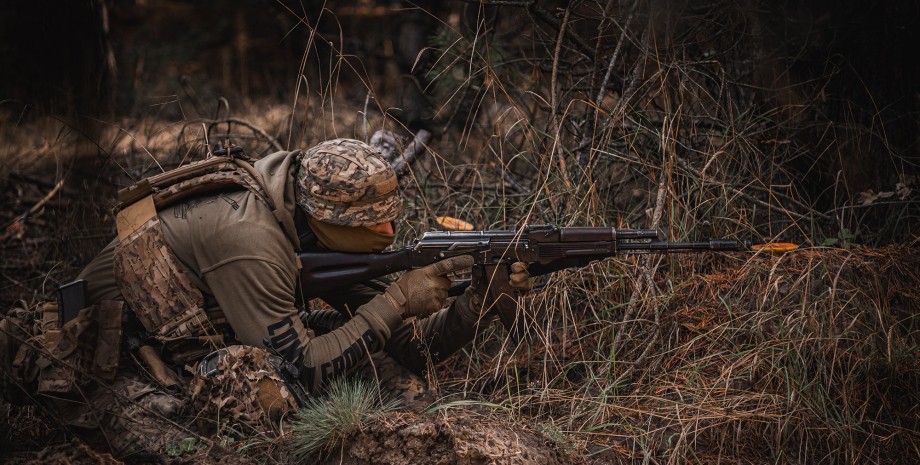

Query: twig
[577,2,635,169]
[459,0,595,58]
[391,129,433,177]
[424,182,530,197]
[597,146,830,221]
[2,177,66,236]
[206,118,284,153]
[611,111,673,385]
[549,5,573,191]
[594,4,634,109]
[526,2,595,59]
[825,199,918,213]
[671,152,830,221]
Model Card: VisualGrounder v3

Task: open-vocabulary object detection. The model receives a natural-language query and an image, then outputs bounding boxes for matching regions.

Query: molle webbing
[113,214,225,364]
[117,157,272,212]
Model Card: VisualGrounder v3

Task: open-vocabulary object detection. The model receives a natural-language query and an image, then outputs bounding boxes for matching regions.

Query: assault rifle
[297,224,747,337]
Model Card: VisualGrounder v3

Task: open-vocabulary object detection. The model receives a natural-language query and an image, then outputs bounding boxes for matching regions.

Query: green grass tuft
[288,378,400,463]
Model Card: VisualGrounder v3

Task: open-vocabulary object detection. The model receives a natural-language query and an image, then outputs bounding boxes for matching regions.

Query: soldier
[0,138,530,457]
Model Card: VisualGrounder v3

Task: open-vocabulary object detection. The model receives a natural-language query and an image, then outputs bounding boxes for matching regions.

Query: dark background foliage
[2,0,918,199]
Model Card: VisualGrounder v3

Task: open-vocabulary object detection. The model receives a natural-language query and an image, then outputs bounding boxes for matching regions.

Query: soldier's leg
[73,372,187,457]
[1,301,188,458]
[0,303,39,404]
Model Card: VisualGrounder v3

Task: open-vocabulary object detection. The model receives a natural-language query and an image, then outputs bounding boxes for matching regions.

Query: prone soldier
[0,138,531,457]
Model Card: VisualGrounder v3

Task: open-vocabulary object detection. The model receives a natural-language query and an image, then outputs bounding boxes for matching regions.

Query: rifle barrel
[555,228,659,241]
[617,239,745,252]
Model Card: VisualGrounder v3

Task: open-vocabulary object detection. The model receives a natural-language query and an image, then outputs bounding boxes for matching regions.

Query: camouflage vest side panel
[113,216,216,362]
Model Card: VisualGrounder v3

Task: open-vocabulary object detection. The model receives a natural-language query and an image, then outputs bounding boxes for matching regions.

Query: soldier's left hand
[508,262,532,293]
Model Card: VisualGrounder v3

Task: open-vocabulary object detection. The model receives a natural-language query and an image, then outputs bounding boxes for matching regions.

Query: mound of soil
[317,412,587,465]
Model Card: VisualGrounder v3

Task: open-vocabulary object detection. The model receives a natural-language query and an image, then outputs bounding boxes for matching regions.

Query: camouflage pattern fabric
[1,302,187,457]
[0,299,123,402]
[296,138,401,227]
[87,374,186,456]
[0,303,41,404]
[113,216,227,364]
[189,345,299,436]
[36,301,122,396]
[152,161,272,210]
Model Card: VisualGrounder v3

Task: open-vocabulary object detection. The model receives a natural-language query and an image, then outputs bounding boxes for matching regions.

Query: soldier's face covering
[307,216,395,253]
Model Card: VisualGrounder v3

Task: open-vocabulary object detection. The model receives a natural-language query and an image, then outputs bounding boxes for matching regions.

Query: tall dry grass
[370,2,919,464]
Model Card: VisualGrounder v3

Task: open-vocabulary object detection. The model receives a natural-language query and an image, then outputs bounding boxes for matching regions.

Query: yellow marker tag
[751,242,799,253]
[436,216,474,231]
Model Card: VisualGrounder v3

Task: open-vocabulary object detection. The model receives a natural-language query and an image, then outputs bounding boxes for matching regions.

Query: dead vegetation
[443,247,920,464]
[2,1,919,464]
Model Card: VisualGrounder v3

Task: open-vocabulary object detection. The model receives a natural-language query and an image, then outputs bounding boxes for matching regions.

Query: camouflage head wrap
[296,138,400,227]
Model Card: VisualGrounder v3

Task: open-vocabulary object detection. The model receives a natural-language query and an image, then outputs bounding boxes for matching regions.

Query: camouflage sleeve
[200,259,404,392]
[384,288,492,376]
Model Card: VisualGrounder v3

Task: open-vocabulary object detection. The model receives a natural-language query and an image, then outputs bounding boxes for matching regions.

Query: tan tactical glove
[508,262,532,292]
[384,255,474,319]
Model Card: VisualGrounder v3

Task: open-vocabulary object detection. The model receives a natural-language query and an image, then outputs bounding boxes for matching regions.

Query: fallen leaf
[436,216,474,231]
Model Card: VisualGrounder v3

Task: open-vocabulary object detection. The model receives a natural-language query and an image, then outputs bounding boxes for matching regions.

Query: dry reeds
[389,2,920,464]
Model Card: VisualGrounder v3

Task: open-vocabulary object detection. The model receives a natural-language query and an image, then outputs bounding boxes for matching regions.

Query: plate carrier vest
[112,154,300,364]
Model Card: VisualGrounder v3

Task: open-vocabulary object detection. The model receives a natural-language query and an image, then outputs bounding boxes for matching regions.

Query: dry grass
[387,2,920,464]
[441,247,920,463]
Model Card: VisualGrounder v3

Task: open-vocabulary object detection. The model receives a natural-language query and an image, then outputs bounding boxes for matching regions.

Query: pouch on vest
[35,300,123,397]
[1,303,42,404]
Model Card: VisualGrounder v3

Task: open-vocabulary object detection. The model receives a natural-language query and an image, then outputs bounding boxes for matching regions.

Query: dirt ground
[1,411,589,465]
[1,440,263,465]
[313,412,588,465]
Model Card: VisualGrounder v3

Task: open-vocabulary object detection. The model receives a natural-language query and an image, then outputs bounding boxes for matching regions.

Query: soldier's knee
[190,345,300,434]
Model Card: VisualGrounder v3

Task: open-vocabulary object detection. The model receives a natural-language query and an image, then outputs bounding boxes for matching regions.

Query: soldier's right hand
[384,255,474,319]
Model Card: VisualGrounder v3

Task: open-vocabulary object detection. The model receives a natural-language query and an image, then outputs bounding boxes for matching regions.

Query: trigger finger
[433,255,475,275]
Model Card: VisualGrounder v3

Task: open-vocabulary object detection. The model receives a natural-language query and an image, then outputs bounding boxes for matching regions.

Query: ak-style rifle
[297,224,748,337]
